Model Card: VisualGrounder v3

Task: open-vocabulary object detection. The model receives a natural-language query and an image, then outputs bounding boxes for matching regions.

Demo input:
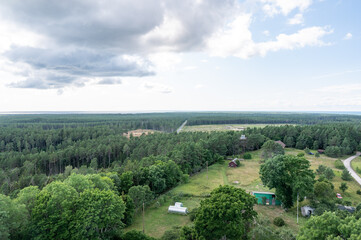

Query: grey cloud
[97,78,122,85]
[0,0,237,89]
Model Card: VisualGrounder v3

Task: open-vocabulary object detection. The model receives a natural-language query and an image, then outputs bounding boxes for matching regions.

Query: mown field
[182,123,292,132]
[125,149,361,238]
[351,156,361,176]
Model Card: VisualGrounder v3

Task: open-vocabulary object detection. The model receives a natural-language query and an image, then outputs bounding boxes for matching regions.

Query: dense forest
[1,112,361,239]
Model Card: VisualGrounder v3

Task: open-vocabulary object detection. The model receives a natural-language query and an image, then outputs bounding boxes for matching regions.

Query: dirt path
[343,152,361,186]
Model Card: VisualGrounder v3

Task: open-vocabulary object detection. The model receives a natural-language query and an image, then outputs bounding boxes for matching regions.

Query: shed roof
[251,191,275,195]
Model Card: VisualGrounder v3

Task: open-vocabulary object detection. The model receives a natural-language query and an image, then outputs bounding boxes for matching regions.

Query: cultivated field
[182,123,292,132]
[125,149,361,238]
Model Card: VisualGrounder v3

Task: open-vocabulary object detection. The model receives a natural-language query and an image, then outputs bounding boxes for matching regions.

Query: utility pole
[297,192,299,224]
[142,202,145,233]
[206,161,209,180]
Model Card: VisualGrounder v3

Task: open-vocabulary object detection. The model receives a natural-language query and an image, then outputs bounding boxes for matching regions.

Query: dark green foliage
[315,152,320,158]
[188,207,198,222]
[121,230,156,240]
[316,165,327,175]
[340,182,348,193]
[235,159,241,167]
[178,225,197,240]
[325,146,343,157]
[261,140,285,159]
[341,169,352,181]
[194,185,257,240]
[128,185,154,209]
[334,159,345,170]
[324,167,335,180]
[161,226,182,240]
[357,189,361,195]
[243,152,252,159]
[260,155,315,208]
[122,195,135,226]
[298,211,361,240]
[297,152,305,157]
[273,217,285,227]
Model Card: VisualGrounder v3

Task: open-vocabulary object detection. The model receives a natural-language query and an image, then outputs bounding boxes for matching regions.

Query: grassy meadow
[182,123,292,132]
[125,148,361,238]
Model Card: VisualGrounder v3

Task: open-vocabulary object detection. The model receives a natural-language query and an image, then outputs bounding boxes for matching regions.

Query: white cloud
[142,82,173,94]
[207,14,332,59]
[315,84,361,94]
[263,30,270,36]
[261,0,312,16]
[344,32,352,40]
[288,13,304,25]
[148,52,182,72]
[184,66,198,71]
[195,84,204,89]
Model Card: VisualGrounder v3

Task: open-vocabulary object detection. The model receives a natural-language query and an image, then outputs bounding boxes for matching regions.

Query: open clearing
[351,156,361,176]
[182,123,292,132]
[125,149,361,238]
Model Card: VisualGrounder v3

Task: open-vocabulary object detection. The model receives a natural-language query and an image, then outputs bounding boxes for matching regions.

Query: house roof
[275,140,286,148]
[251,191,275,195]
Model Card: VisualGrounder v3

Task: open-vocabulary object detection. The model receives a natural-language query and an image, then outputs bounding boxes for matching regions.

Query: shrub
[161,226,181,240]
[297,153,305,157]
[316,165,326,175]
[273,217,285,227]
[315,152,320,158]
[304,148,310,154]
[189,207,198,222]
[243,153,252,159]
[356,190,361,195]
[340,182,348,193]
[235,159,241,167]
[334,160,345,170]
[341,169,352,181]
[324,168,335,180]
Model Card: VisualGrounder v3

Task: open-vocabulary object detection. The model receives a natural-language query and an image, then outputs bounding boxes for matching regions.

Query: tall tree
[259,155,314,208]
[194,185,257,240]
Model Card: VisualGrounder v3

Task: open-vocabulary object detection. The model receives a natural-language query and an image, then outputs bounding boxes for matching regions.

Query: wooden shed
[228,159,238,168]
[275,140,286,148]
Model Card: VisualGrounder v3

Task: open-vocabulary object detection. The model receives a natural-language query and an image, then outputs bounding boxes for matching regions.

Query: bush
[315,152,320,158]
[334,160,345,170]
[161,226,181,240]
[316,165,326,175]
[341,169,352,181]
[189,207,198,222]
[340,182,348,193]
[356,190,361,195]
[273,217,285,227]
[324,168,335,180]
[325,146,342,157]
[243,153,252,159]
[235,159,241,167]
[297,153,305,157]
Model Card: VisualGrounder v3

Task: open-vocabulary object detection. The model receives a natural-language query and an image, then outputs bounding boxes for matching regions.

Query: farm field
[125,149,361,238]
[182,123,292,132]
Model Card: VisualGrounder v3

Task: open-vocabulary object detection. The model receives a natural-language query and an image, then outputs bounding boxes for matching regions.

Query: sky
[0,0,360,112]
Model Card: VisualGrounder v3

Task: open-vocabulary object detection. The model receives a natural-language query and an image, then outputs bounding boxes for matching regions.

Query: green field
[351,156,361,176]
[182,123,292,132]
[125,149,361,238]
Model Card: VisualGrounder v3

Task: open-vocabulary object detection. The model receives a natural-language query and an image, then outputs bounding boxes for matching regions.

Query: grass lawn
[351,156,361,176]
[125,148,360,238]
[182,124,292,132]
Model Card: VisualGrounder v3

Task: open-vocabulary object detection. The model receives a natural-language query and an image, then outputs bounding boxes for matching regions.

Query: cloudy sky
[0,0,360,112]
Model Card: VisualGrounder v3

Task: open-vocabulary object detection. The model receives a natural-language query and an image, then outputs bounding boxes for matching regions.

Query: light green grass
[182,124,293,132]
[351,157,361,176]
[125,148,361,238]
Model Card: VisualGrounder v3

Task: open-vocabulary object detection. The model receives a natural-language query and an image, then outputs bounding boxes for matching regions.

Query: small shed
[168,202,188,215]
[318,149,325,154]
[228,159,238,168]
[301,206,315,217]
[337,205,356,214]
[275,140,286,148]
[251,191,282,206]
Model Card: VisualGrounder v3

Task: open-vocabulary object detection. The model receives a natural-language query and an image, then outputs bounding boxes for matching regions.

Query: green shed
[251,191,282,206]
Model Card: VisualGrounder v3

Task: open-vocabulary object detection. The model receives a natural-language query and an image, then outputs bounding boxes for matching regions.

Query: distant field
[182,123,293,132]
[125,149,360,238]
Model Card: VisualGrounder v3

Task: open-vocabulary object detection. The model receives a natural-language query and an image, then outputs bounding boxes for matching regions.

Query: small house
[168,202,188,215]
[318,149,325,154]
[275,140,286,148]
[301,206,315,217]
[251,191,282,206]
[228,159,238,168]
